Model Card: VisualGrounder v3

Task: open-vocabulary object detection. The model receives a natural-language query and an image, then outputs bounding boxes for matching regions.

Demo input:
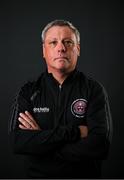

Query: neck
[48,68,72,85]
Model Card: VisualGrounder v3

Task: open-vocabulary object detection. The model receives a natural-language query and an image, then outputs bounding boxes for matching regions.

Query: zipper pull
[59,84,62,91]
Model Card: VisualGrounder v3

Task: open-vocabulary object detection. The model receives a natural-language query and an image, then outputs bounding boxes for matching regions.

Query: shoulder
[16,72,45,99]
[78,71,107,97]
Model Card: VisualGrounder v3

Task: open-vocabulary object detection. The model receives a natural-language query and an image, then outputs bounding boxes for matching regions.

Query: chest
[31,85,89,129]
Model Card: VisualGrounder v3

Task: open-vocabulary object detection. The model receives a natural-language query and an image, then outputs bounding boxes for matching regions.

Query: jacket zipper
[58,84,62,108]
[54,84,62,125]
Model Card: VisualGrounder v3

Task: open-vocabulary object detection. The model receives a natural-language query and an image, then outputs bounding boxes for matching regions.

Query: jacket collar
[45,68,78,88]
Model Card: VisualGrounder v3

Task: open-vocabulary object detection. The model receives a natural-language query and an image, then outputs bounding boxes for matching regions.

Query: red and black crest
[71,99,87,118]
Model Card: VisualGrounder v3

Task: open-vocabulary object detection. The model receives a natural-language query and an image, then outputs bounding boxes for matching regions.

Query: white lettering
[33,107,50,113]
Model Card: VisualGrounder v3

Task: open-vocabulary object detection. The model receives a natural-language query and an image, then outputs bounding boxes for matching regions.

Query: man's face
[43,26,80,73]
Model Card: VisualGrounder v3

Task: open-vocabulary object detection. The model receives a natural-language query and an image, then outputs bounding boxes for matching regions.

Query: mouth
[54,57,69,61]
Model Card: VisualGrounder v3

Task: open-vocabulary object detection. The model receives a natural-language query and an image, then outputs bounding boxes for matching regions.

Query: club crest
[71,98,87,118]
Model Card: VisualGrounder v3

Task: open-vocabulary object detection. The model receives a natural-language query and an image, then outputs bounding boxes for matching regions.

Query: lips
[54,57,69,61]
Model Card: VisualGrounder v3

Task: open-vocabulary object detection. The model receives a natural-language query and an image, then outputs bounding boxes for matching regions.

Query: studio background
[0,0,122,178]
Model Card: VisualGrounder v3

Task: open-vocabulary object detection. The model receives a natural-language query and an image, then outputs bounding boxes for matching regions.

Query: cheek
[70,48,79,58]
[44,49,53,59]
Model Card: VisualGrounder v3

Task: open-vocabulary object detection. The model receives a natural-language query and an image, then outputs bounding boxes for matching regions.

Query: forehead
[45,26,76,40]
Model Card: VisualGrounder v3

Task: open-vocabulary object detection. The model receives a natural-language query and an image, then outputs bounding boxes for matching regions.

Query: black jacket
[9,69,112,178]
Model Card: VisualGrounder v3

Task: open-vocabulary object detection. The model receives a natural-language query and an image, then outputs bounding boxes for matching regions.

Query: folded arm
[9,83,84,156]
[55,82,113,161]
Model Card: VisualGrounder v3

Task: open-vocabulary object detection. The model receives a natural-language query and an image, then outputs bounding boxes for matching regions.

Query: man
[9,19,112,178]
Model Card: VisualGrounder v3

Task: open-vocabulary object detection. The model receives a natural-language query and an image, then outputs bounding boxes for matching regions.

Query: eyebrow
[46,37,74,41]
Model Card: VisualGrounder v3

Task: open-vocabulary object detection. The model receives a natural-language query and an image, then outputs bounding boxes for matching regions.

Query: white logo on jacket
[33,107,49,113]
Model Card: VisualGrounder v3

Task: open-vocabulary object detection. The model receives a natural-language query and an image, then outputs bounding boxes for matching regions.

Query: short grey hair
[41,19,80,44]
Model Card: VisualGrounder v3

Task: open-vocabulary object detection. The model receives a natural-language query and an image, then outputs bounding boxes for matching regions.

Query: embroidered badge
[71,99,87,118]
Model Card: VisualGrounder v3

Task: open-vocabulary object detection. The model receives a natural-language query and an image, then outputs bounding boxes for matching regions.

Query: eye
[63,40,74,47]
[49,41,57,46]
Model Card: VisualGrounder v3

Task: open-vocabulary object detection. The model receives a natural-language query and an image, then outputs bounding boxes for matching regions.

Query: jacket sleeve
[56,81,113,161]
[9,82,80,156]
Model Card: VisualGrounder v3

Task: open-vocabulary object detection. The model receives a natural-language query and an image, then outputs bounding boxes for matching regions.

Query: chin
[54,65,67,72]
[56,61,68,69]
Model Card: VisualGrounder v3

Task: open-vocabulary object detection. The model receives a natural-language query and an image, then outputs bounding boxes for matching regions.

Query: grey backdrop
[0,0,122,178]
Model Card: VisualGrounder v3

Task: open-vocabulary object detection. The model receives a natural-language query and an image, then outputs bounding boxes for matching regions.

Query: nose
[57,42,66,53]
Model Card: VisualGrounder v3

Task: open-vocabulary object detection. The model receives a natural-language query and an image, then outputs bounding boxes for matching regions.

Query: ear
[76,44,80,56]
[42,44,45,58]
